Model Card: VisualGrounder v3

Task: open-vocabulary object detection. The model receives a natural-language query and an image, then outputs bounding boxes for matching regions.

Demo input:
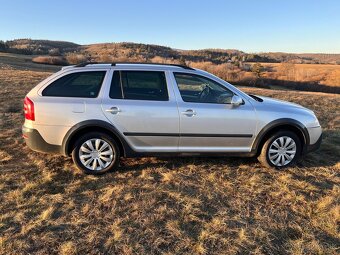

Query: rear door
[102,69,180,152]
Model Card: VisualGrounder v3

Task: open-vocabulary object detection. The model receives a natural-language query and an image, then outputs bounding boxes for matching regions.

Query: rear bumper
[22,125,62,154]
[305,133,322,154]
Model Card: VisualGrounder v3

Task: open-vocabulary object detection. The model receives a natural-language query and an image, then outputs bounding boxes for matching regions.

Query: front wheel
[72,132,120,174]
[258,131,301,169]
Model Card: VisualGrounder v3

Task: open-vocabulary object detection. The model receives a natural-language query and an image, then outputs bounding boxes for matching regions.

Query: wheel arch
[62,120,132,157]
[252,118,309,156]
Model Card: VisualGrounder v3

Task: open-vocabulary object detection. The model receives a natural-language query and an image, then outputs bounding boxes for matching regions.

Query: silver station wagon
[22,62,322,174]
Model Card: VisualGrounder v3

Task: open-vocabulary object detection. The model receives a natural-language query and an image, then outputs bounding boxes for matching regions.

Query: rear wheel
[72,132,119,174]
[258,131,301,169]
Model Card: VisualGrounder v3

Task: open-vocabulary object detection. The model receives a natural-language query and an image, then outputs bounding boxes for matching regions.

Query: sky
[1,0,340,53]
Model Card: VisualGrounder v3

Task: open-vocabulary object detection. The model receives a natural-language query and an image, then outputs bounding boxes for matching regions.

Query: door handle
[181,109,196,117]
[105,107,121,114]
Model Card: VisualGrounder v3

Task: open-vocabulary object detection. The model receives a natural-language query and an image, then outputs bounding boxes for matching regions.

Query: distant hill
[81,43,340,64]
[254,52,340,64]
[0,39,340,64]
[0,39,79,55]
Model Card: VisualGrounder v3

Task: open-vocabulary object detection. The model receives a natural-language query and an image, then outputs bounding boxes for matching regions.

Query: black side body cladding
[250,118,310,155]
[61,120,135,157]
[123,132,253,138]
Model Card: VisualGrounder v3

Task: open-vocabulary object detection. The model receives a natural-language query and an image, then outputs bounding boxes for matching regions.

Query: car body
[22,62,322,174]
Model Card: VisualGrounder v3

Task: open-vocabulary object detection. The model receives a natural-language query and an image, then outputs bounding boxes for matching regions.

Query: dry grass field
[260,62,340,87]
[0,69,339,254]
[0,52,60,72]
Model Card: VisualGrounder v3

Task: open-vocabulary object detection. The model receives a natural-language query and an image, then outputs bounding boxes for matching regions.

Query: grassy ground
[0,52,61,72]
[0,69,339,254]
[260,62,340,87]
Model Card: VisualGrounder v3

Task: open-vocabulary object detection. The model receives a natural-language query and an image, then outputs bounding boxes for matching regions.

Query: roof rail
[74,62,194,70]
[112,62,194,70]
[74,62,100,67]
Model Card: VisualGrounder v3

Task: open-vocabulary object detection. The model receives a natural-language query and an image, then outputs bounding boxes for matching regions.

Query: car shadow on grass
[117,156,259,174]
[297,129,339,168]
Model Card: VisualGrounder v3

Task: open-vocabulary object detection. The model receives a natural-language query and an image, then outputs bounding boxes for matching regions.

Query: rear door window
[42,71,106,98]
[109,71,168,101]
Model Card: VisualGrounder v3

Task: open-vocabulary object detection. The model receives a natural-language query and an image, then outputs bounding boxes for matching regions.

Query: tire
[258,130,301,169]
[72,132,120,174]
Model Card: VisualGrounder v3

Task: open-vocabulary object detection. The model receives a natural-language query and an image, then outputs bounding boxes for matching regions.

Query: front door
[172,72,257,152]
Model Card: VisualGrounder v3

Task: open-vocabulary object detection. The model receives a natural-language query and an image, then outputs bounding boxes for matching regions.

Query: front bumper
[305,133,322,154]
[22,125,62,154]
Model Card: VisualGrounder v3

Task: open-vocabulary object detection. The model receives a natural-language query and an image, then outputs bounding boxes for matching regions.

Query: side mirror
[231,95,244,106]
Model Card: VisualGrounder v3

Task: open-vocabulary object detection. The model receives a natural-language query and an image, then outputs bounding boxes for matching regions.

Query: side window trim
[119,71,125,99]
[173,72,235,104]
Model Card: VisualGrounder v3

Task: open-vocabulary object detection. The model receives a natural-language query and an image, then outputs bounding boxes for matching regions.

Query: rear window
[42,71,106,98]
[109,71,168,101]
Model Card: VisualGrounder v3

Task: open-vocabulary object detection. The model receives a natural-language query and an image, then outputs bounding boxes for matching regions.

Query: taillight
[24,97,35,121]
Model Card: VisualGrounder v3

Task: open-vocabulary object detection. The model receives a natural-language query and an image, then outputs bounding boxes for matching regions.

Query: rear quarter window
[42,71,106,98]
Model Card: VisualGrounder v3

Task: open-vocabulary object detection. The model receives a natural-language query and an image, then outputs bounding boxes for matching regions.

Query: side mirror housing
[231,95,244,106]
